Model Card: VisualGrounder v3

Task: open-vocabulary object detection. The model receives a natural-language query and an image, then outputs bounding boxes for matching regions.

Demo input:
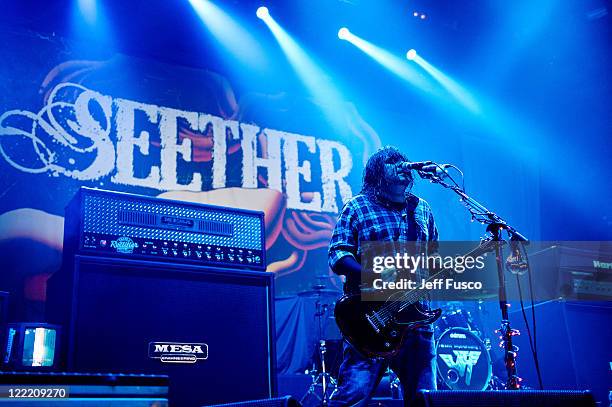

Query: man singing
[328,146,438,406]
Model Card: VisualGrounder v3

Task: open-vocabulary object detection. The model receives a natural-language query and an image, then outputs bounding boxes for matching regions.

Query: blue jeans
[328,330,436,406]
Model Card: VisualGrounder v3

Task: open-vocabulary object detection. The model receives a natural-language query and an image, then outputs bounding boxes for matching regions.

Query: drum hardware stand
[302,339,337,406]
[301,289,337,406]
[418,166,528,390]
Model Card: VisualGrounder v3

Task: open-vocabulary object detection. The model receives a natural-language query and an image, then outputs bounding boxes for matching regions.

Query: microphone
[399,161,451,174]
[399,162,454,180]
[398,161,433,171]
[420,163,451,175]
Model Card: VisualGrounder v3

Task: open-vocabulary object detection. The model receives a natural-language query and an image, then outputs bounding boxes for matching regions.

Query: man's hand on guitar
[380,266,399,283]
[359,266,400,295]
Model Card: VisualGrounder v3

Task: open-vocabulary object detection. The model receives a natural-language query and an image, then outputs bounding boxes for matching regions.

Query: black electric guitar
[334,238,499,358]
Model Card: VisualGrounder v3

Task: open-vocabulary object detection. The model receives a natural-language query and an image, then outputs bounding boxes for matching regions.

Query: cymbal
[297,288,342,299]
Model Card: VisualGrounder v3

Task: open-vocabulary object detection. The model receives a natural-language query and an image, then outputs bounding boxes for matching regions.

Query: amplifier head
[64,187,266,270]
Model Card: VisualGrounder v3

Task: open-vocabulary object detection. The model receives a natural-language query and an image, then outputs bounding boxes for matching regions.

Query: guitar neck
[396,240,497,311]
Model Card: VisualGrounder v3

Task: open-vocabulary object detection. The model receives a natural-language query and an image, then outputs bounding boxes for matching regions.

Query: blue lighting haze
[189,0,266,70]
[259,10,347,131]
[340,29,436,97]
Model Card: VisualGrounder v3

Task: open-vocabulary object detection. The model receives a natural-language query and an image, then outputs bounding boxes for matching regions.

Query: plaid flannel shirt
[328,193,439,271]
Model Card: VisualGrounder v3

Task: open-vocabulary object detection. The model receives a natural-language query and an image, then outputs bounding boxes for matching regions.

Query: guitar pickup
[366,313,382,333]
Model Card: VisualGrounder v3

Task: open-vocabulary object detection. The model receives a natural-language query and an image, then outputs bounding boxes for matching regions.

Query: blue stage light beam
[338,29,434,95]
[76,0,98,26]
[408,51,481,114]
[71,0,113,45]
[258,9,347,130]
[189,0,266,69]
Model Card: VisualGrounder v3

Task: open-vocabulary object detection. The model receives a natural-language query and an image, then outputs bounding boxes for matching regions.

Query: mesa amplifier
[63,187,265,270]
[46,255,277,407]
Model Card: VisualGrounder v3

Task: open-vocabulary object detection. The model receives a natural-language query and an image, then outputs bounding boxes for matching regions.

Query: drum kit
[297,283,500,405]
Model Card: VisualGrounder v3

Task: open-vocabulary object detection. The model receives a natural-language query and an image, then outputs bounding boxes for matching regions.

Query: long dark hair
[360,146,413,198]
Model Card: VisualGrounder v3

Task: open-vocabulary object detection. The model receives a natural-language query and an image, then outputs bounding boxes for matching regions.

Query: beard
[379,177,412,202]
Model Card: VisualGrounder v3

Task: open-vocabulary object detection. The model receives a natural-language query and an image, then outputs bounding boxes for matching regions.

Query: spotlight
[256,6,269,19]
[420,14,427,20]
[406,49,417,60]
[413,11,419,17]
[338,27,350,40]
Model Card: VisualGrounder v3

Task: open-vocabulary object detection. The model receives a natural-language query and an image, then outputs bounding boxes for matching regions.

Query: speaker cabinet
[414,390,595,407]
[510,300,612,404]
[47,255,277,407]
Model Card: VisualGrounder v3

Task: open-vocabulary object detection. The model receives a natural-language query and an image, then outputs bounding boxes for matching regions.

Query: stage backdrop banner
[0,28,379,321]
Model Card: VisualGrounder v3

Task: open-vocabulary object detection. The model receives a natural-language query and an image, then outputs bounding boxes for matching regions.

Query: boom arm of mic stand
[425,174,528,242]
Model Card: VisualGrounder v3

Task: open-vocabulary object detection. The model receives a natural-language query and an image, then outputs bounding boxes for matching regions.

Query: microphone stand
[418,167,526,390]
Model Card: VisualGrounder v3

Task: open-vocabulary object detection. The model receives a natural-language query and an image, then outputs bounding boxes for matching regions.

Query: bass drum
[435,328,492,390]
[434,307,474,335]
